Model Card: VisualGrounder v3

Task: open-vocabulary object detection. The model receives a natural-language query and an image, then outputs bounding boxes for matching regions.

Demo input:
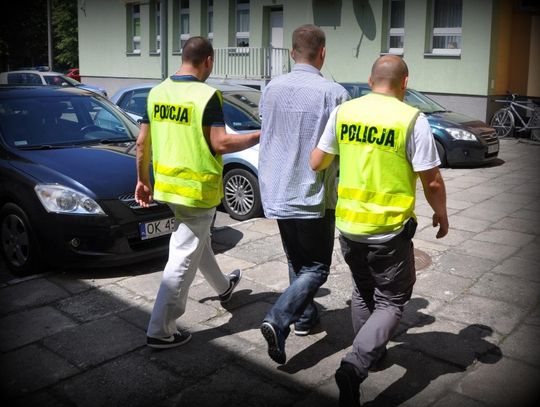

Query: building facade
[77,0,539,121]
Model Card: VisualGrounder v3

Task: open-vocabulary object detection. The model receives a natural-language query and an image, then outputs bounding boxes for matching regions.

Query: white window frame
[180,0,190,50]
[387,0,405,55]
[235,1,250,49]
[430,0,462,56]
[155,1,161,54]
[132,3,141,54]
[207,0,214,43]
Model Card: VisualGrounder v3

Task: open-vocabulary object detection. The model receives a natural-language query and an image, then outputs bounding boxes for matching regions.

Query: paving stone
[165,363,300,407]
[437,295,527,335]
[414,270,474,302]
[491,216,540,235]
[469,272,540,309]
[56,284,147,323]
[0,343,80,398]
[444,215,491,233]
[242,260,290,291]
[458,206,510,222]
[48,271,138,295]
[53,352,182,407]
[115,269,163,301]
[447,191,493,204]
[7,390,72,407]
[0,306,78,352]
[413,238,450,254]
[430,251,496,279]
[361,346,463,407]
[42,316,145,369]
[454,239,519,263]
[514,239,540,264]
[244,217,281,235]
[215,252,256,273]
[525,302,540,327]
[472,229,535,247]
[456,357,540,406]
[225,234,286,263]
[394,318,502,369]
[415,227,475,247]
[446,198,475,211]
[212,225,267,248]
[500,323,540,367]
[431,392,489,407]
[0,278,70,316]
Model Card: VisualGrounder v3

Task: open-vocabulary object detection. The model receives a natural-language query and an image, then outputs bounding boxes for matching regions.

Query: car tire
[435,140,448,168]
[0,203,43,276]
[222,168,262,221]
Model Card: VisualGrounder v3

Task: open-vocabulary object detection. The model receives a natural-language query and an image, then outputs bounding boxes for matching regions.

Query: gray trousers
[339,230,416,378]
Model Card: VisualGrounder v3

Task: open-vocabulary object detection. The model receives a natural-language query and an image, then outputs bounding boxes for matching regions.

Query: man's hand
[432,212,449,239]
[135,181,153,207]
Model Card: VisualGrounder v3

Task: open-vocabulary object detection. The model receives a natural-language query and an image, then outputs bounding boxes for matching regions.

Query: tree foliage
[0,0,78,72]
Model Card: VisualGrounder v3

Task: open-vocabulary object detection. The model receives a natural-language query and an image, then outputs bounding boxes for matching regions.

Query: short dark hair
[182,36,214,66]
[292,24,325,61]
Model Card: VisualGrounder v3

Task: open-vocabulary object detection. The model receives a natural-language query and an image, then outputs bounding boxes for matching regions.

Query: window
[207,0,214,43]
[118,88,151,117]
[236,0,250,47]
[180,0,190,49]
[388,0,405,55]
[431,0,462,56]
[131,3,141,54]
[155,1,161,53]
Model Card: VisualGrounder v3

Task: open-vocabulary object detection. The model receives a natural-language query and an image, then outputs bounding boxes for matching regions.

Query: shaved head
[370,55,409,89]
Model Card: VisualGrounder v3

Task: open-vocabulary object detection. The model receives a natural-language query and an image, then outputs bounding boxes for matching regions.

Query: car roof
[0,84,95,97]
[2,70,66,76]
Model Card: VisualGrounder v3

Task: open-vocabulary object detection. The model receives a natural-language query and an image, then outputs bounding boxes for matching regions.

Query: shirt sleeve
[202,92,225,127]
[317,106,340,155]
[407,113,441,172]
[140,109,150,124]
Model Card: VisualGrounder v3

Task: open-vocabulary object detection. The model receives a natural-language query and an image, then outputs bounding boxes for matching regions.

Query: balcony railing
[212,47,291,80]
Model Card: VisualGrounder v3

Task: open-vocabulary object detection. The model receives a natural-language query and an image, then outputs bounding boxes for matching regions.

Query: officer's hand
[135,181,153,208]
[433,213,449,239]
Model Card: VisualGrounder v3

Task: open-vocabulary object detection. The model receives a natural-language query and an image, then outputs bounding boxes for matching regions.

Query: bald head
[370,55,409,89]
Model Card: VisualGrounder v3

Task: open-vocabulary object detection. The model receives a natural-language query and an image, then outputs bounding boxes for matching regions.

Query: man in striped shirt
[258,24,350,364]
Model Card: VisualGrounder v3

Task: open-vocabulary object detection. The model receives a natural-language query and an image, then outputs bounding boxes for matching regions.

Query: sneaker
[294,316,320,336]
[335,362,362,407]
[219,269,242,303]
[260,321,286,364]
[147,330,192,349]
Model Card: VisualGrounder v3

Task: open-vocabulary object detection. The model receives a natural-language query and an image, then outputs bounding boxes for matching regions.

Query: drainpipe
[161,0,168,80]
[47,0,53,70]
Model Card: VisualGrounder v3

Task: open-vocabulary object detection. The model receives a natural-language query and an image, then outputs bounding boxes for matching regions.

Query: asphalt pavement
[1,138,539,407]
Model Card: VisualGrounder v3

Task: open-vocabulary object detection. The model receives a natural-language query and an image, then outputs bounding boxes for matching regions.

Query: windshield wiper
[18,144,73,150]
[76,137,134,145]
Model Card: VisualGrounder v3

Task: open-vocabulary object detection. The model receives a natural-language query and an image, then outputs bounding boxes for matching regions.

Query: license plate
[139,217,175,240]
[487,144,499,154]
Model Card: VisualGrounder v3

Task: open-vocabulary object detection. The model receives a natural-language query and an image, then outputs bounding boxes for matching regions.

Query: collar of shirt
[292,63,323,77]
[170,74,201,82]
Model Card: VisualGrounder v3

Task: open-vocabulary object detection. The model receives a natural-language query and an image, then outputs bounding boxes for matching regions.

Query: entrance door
[269,8,283,77]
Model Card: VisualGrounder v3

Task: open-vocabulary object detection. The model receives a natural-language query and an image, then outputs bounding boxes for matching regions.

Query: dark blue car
[0,85,173,275]
[339,83,499,167]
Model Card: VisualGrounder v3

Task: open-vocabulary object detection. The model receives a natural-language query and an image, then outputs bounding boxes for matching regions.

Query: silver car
[110,80,262,221]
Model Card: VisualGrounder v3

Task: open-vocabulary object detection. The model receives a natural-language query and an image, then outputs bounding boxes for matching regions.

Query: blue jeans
[264,210,335,337]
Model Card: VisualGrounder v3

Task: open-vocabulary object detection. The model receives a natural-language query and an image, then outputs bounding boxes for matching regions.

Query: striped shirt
[258,64,350,219]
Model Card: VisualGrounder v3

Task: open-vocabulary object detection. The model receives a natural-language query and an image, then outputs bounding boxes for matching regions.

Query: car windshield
[43,75,80,86]
[404,89,447,113]
[0,94,137,148]
[222,90,261,131]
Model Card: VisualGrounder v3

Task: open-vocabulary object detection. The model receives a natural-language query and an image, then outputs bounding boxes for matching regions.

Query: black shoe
[335,362,361,407]
[147,331,192,349]
[369,347,388,372]
[219,269,242,303]
[260,321,286,364]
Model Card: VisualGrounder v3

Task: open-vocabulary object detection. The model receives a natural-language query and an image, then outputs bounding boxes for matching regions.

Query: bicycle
[490,93,540,142]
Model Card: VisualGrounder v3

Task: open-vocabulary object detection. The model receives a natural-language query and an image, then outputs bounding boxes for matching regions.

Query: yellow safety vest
[335,92,420,235]
[148,78,223,208]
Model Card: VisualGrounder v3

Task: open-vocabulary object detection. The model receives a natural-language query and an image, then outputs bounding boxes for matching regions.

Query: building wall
[79,0,508,120]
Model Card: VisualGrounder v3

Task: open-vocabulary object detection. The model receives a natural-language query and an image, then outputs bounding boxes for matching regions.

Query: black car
[339,83,499,167]
[0,85,173,275]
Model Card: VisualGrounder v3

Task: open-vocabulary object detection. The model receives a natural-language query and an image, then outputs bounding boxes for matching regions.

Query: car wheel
[0,203,42,275]
[222,168,262,221]
[435,140,448,168]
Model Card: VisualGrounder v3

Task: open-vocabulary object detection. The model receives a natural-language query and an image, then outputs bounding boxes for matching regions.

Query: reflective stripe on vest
[335,92,419,235]
[148,79,223,208]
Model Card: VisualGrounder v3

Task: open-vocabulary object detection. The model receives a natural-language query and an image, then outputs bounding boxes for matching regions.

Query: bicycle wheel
[490,108,515,138]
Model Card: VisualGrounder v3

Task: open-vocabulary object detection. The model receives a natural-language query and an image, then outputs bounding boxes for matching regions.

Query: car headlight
[447,128,478,141]
[34,184,106,216]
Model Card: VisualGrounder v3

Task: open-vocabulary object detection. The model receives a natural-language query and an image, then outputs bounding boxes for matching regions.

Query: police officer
[135,37,260,349]
[311,55,449,406]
